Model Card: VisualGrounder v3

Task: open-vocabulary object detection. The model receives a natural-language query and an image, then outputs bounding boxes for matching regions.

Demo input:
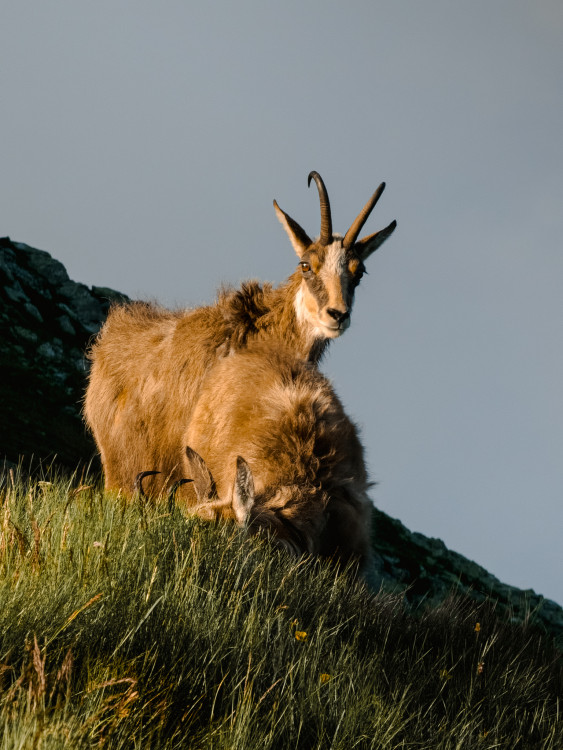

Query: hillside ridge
[1,236,561,644]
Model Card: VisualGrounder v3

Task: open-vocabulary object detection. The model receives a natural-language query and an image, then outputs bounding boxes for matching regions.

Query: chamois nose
[326,308,350,324]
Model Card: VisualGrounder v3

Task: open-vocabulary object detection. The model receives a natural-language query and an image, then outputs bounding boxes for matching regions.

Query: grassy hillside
[0,468,561,749]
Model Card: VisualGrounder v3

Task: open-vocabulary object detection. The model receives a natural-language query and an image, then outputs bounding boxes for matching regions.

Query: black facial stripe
[305,275,329,307]
[350,275,362,291]
[305,277,358,308]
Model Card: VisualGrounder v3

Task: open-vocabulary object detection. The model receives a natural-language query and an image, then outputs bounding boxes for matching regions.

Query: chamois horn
[343,182,386,249]
[307,171,332,246]
[135,470,160,499]
[168,478,193,512]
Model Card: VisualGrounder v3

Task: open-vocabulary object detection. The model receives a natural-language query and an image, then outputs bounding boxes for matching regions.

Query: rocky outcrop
[370,508,563,647]
[0,237,127,469]
[1,237,561,646]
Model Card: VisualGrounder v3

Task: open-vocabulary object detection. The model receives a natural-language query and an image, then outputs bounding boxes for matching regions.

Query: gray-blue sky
[2,1,562,603]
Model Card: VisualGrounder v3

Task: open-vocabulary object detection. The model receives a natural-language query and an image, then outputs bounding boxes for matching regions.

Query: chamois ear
[232,456,255,525]
[184,446,218,501]
[355,220,397,261]
[273,200,312,259]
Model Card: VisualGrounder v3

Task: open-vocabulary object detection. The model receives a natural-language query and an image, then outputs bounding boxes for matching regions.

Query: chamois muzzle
[326,308,350,326]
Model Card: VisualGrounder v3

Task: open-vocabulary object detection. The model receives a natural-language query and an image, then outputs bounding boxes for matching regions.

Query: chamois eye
[349,261,365,287]
[356,263,366,279]
[300,262,311,273]
[348,259,362,275]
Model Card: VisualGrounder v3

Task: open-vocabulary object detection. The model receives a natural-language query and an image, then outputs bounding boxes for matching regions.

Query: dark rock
[0,236,128,471]
[58,314,76,336]
[91,285,130,307]
[4,281,28,304]
[370,507,563,647]
[24,301,43,322]
[15,241,69,286]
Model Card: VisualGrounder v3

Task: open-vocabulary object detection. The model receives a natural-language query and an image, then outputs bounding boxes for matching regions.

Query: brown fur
[84,175,395,496]
[84,273,323,495]
[181,344,373,570]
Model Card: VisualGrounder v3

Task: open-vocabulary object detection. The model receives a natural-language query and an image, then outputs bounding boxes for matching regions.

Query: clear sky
[2,1,562,604]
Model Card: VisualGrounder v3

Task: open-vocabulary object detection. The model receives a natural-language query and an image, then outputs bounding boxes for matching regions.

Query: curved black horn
[343,182,386,249]
[167,478,193,513]
[135,470,160,499]
[308,171,332,246]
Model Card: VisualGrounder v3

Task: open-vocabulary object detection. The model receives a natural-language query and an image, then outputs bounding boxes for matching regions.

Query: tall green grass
[0,469,561,749]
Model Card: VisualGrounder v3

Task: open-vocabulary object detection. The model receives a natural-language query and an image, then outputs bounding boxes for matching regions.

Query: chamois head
[274,171,396,340]
[183,448,321,556]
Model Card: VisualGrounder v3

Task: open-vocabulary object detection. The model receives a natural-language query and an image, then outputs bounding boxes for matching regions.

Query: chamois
[84,172,395,496]
[176,343,373,571]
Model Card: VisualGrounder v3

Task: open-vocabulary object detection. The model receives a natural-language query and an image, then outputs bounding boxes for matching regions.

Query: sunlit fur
[84,276,329,495]
[84,175,395,496]
[181,343,373,572]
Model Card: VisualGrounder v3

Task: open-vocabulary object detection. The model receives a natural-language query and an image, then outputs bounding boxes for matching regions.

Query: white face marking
[317,240,351,333]
[294,285,328,340]
[322,240,347,278]
[293,236,356,340]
